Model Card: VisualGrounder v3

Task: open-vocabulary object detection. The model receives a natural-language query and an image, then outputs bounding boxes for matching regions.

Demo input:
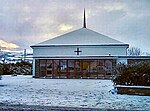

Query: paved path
[0,103,147,111]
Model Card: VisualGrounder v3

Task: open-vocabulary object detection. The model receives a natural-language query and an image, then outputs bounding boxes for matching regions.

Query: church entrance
[37,59,115,79]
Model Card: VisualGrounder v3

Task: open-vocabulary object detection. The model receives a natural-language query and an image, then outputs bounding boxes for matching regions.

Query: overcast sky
[0,0,150,53]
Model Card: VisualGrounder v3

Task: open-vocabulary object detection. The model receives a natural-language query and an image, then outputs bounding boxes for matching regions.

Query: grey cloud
[0,0,150,52]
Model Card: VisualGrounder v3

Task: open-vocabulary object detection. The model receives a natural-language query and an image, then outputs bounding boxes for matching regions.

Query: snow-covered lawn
[0,75,150,110]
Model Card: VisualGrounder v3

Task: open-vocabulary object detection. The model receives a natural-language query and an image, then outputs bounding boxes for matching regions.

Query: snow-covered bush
[112,62,150,86]
[1,61,32,75]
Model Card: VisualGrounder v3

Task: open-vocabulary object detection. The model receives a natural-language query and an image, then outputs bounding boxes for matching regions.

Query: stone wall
[115,86,150,96]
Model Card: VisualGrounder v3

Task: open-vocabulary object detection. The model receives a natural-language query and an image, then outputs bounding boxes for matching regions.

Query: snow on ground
[0,75,150,110]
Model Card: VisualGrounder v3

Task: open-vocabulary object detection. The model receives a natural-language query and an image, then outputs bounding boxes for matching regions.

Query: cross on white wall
[74,48,82,55]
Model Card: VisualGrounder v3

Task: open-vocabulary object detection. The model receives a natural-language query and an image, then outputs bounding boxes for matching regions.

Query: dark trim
[33,55,150,60]
[118,56,150,59]
[33,56,117,60]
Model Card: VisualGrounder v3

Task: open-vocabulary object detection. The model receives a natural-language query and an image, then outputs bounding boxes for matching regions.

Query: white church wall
[33,45,127,57]
[32,58,36,76]
[82,46,127,56]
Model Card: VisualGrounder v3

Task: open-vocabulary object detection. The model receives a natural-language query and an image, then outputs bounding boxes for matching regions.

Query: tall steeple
[83,9,86,28]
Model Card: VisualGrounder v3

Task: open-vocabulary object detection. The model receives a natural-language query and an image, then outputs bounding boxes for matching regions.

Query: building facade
[31,11,129,79]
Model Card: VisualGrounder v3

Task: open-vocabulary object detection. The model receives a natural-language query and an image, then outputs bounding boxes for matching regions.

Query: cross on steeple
[74,48,82,55]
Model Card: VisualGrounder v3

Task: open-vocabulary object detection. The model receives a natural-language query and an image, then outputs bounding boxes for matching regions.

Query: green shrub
[113,62,150,86]
[0,63,3,74]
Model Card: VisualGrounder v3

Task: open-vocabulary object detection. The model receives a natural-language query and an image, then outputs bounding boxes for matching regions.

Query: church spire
[83,9,86,28]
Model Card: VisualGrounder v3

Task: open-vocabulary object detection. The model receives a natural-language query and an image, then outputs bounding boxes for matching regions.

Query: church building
[31,10,129,79]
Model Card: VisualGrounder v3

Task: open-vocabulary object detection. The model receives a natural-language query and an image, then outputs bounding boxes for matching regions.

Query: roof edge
[31,43,129,48]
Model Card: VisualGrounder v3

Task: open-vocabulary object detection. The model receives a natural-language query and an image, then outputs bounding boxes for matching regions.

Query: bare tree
[127,47,142,56]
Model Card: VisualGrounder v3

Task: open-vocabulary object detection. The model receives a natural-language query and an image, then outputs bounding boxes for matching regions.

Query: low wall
[115,85,150,96]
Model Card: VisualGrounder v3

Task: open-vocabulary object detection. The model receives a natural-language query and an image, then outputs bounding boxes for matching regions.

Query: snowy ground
[0,75,150,110]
